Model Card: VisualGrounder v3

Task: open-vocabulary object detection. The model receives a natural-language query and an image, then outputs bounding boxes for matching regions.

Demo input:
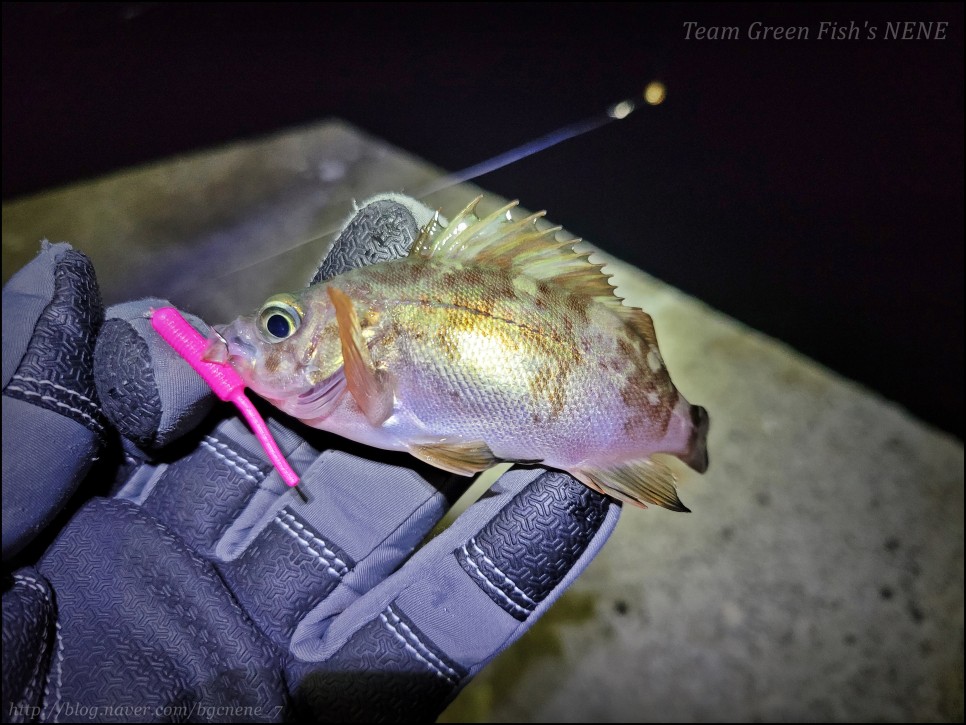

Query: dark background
[3,2,962,439]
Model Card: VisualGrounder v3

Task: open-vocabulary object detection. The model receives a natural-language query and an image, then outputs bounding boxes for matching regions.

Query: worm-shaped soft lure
[150,306,307,502]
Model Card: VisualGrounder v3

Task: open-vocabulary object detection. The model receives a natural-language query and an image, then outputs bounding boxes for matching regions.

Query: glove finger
[288,469,620,721]
[1,567,57,717]
[94,299,215,449]
[2,243,106,561]
[310,194,439,284]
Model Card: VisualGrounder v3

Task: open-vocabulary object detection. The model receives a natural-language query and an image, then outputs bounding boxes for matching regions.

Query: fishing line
[412,82,666,198]
[201,83,667,285]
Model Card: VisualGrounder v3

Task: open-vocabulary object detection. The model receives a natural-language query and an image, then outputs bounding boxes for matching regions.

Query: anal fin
[328,286,394,426]
[573,457,690,512]
[409,440,499,476]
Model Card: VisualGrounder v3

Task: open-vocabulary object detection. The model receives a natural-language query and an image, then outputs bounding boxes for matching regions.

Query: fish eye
[257,297,302,342]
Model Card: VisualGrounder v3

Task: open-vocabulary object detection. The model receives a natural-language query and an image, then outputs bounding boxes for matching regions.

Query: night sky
[3,2,962,438]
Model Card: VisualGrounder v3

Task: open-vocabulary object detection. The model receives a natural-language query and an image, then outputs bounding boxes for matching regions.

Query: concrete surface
[3,120,962,722]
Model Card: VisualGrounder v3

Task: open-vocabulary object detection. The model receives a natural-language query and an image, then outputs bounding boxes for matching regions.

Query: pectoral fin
[328,286,394,426]
[573,457,689,512]
[409,440,499,476]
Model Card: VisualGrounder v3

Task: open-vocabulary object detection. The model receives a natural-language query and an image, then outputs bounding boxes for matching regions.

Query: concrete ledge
[3,120,962,722]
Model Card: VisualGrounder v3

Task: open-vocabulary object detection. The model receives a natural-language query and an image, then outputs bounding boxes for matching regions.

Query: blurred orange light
[644,81,667,106]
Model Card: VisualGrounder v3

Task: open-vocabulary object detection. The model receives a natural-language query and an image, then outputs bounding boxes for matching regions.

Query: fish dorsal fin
[411,196,660,349]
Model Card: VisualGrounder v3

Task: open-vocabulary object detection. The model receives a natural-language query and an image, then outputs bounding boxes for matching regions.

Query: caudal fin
[573,405,708,511]
[678,404,710,473]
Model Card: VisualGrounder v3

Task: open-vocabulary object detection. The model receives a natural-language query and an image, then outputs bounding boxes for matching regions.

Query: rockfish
[208,198,709,511]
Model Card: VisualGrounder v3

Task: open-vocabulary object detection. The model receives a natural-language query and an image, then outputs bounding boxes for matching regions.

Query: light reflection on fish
[207,198,709,511]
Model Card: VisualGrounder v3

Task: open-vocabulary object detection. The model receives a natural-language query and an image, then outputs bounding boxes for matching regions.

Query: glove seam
[377,609,458,686]
[467,537,536,606]
[273,511,350,578]
[9,374,100,416]
[198,437,263,484]
[11,574,53,717]
[276,510,350,572]
[41,622,65,723]
[384,604,461,683]
[5,380,105,434]
[456,545,532,619]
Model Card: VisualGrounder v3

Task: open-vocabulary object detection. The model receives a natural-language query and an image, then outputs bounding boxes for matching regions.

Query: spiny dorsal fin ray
[409,196,486,259]
[411,210,442,253]
[411,197,660,349]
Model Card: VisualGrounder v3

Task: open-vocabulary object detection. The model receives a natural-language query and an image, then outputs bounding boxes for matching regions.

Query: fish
[206,197,709,511]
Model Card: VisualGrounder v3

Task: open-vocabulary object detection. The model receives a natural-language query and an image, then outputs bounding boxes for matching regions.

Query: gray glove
[2,196,621,722]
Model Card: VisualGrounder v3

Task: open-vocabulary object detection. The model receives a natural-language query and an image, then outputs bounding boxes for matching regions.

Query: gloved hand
[2,195,622,723]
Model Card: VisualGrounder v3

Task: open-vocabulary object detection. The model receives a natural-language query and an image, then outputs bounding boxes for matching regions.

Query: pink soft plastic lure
[150,306,307,501]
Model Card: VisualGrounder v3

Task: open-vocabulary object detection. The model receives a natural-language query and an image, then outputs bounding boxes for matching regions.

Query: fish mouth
[201,328,230,364]
[202,324,256,366]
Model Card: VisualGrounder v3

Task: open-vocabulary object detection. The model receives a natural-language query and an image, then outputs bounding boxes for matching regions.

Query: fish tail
[680,404,710,473]
[572,402,708,511]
